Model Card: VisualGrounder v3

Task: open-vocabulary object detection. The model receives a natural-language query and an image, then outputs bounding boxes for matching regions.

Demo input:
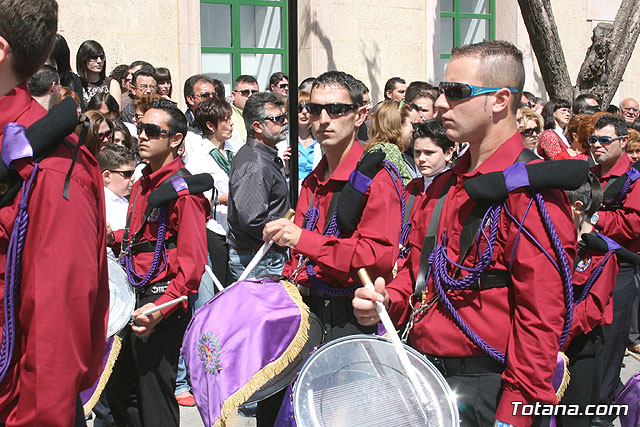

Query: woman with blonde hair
[364,100,413,184]
[519,107,543,152]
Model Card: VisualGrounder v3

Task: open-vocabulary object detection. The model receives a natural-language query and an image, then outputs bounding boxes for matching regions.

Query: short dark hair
[97,143,136,171]
[298,77,316,92]
[542,98,571,130]
[233,75,258,90]
[195,98,232,137]
[632,118,640,133]
[573,93,600,115]
[353,79,369,105]
[411,119,455,153]
[149,99,188,141]
[269,72,289,88]
[212,78,225,99]
[243,92,285,138]
[183,74,216,103]
[452,40,525,113]
[76,40,106,83]
[522,91,536,103]
[109,64,130,91]
[28,65,59,96]
[405,81,435,103]
[0,0,58,81]
[311,71,364,106]
[132,69,156,88]
[87,92,120,118]
[565,172,602,219]
[384,77,406,99]
[607,105,620,115]
[594,114,628,137]
[410,91,436,109]
[129,60,153,70]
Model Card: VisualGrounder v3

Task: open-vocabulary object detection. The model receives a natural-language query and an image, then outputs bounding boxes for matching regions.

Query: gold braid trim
[214,280,310,427]
[83,335,123,415]
[555,351,571,401]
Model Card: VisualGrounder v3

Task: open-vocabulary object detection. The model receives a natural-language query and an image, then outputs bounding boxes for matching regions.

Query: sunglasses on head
[520,128,539,137]
[307,103,359,116]
[137,122,177,138]
[109,169,135,178]
[588,135,624,145]
[263,113,287,124]
[438,82,519,100]
[236,89,259,97]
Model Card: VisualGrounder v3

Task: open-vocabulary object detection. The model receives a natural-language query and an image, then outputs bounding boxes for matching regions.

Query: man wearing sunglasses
[231,74,259,143]
[353,41,577,427]
[588,114,640,427]
[183,74,219,133]
[268,71,289,101]
[105,99,209,426]
[0,0,110,424]
[227,92,290,285]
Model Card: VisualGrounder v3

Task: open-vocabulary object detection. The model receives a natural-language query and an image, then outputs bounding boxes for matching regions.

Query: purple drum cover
[182,278,312,427]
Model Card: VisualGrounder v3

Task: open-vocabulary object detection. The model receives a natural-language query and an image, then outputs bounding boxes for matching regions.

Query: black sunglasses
[307,103,359,117]
[97,129,112,139]
[263,113,287,124]
[588,135,624,145]
[520,128,539,137]
[438,81,518,100]
[410,103,430,114]
[109,169,135,178]
[88,54,105,61]
[278,83,289,89]
[235,89,259,97]
[196,92,215,99]
[298,104,309,113]
[137,122,177,138]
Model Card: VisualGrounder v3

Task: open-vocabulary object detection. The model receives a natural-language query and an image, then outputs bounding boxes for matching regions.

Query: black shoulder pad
[147,173,214,208]
[602,160,640,204]
[336,150,386,234]
[581,231,640,265]
[464,159,589,201]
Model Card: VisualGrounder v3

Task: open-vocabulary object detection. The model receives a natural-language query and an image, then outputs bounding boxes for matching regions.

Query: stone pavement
[88,352,640,426]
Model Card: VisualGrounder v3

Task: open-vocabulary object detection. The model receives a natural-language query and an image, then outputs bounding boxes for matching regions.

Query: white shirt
[184,135,239,235]
[104,186,129,231]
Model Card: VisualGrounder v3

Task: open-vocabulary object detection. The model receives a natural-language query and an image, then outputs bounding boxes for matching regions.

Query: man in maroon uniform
[353,41,576,427]
[0,0,109,424]
[588,114,640,427]
[107,100,209,426]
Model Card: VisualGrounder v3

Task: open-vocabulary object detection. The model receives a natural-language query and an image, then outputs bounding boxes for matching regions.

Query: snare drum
[107,254,135,337]
[182,277,323,427]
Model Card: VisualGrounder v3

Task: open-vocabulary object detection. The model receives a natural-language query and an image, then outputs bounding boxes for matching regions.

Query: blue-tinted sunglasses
[439,82,519,100]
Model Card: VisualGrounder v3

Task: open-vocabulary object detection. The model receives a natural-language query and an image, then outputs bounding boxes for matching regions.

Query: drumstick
[133,295,188,318]
[205,264,225,293]
[237,209,295,282]
[358,268,430,406]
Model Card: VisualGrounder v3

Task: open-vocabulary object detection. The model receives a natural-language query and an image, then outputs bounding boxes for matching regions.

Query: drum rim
[107,255,135,337]
[292,334,459,427]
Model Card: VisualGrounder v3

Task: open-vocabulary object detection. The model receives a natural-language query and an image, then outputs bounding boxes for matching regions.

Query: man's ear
[49,81,57,95]
[353,106,367,127]
[621,135,629,149]
[102,169,112,185]
[186,95,195,108]
[170,133,184,151]
[252,120,263,136]
[0,36,10,68]
[491,88,513,114]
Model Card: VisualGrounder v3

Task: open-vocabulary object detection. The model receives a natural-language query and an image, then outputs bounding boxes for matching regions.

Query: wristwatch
[589,211,600,226]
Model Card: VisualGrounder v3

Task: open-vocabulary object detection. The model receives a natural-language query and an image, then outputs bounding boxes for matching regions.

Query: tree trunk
[516,0,573,101]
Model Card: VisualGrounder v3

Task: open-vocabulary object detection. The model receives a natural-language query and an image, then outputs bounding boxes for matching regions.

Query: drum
[107,254,135,337]
[182,277,323,427]
[293,335,459,427]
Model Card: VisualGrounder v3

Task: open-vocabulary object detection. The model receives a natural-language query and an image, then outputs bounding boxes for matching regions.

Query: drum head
[107,255,135,337]
[245,312,324,404]
[293,335,459,427]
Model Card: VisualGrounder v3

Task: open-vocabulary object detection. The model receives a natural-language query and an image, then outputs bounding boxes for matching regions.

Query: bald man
[620,98,639,127]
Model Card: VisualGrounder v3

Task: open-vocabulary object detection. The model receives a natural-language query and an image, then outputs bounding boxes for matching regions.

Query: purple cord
[120,207,169,288]
[0,164,39,382]
[382,160,411,258]
[575,250,615,304]
[615,176,632,204]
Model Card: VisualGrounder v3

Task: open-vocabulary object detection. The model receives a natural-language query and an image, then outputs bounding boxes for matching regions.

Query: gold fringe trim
[83,335,123,415]
[555,351,571,401]
[214,280,310,427]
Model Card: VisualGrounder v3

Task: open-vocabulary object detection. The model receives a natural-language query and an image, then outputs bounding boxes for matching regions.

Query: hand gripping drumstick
[131,295,188,320]
[358,268,430,407]
[237,209,295,281]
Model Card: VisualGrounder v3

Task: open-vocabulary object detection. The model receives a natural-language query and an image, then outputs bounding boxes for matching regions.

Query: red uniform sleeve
[597,182,640,251]
[154,195,208,317]
[497,189,576,426]
[294,170,401,286]
[7,158,109,426]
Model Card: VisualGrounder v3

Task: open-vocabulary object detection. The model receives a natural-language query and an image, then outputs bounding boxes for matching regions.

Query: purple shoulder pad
[2,123,33,169]
[170,176,188,193]
[348,169,372,194]
[503,162,529,193]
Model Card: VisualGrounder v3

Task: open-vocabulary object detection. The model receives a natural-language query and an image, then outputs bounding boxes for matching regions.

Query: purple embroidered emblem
[148,208,160,222]
[198,333,222,375]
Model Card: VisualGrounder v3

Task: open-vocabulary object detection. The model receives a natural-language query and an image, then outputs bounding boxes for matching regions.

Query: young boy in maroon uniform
[0,0,109,424]
[106,100,209,426]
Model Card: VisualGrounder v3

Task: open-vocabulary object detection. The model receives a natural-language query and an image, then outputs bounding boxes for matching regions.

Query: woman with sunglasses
[364,100,414,185]
[84,110,114,155]
[297,90,322,184]
[518,107,543,152]
[76,40,121,111]
[537,98,572,160]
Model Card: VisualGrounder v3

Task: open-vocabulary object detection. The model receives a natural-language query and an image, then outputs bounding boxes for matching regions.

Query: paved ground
[88,352,640,426]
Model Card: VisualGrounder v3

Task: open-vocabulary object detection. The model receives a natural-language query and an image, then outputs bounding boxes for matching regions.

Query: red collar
[311,141,363,186]
[140,157,185,190]
[453,132,528,179]
[595,153,632,179]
